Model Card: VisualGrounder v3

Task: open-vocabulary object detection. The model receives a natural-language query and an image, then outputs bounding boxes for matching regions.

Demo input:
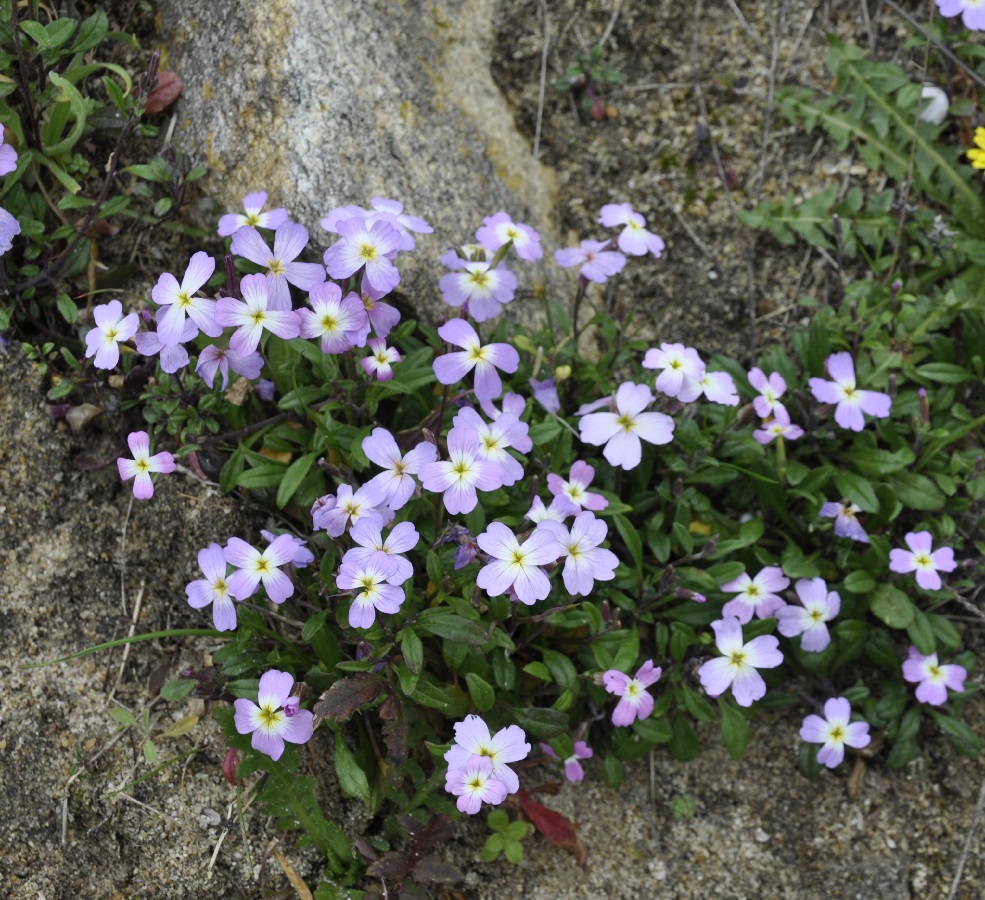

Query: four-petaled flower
[776,577,840,652]
[362,428,437,511]
[445,714,530,794]
[217,191,289,237]
[323,217,403,295]
[800,697,871,768]
[902,646,968,706]
[432,318,520,402]
[808,352,891,432]
[888,531,957,591]
[819,500,869,544]
[234,669,313,761]
[578,381,675,470]
[186,543,238,631]
[444,755,507,815]
[223,535,297,603]
[698,617,784,707]
[311,483,388,538]
[602,660,662,725]
[720,566,789,624]
[360,338,402,380]
[117,431,176,500]
[85,299,139,369]
[936,0,985,31]
[753,405,804,444]
[299,282,369,353]
[151,251,221,347]
[598,202,665,257]
[438,261,518,322]
[541,740,594,783]
[541,511,618,597]
[476,522,558,605]
[475,211,543,261]
[554,239,626,283]
[419,428,503,514]
[748,367,788,418]
[215,273,301,354]
[336,558,406,628]
[546,460,608,511]
[230,222,326,309]
[642,343,704,401]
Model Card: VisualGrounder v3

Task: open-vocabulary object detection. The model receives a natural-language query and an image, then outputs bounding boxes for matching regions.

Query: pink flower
[476,522,558,605]
[475,211,543,261]
[233,669,313,761]
[902,646,967,705]
[889,531,956,591]
[598,202,665,257]
[432,318,520,403]
[360,338,401,380]
[343,520,419,586]
[362,428,437,511]
[554,239,626,283]
[748,367,787,418]
[358,283,402,339]
[336,558,406,628]
[196,343,263,390]
[478,391,532,452]
[721,566,789,623]
[752,405,804,444]
[0,129,17,176]
[698,617,784,707]
[186,543,238,631]
[419,427,503,514]
[217,191,289,237]
[151,252,221,347]
[216,273,301,354]
[438,261,518,322]
[819,500,869,544]
[808,352,891,432]
[84,300,139,369]
[698,370,739,405]
[117,431,175,500]
[541,740,593,783]
[541,511,618,597]
[230,222,326,310]
[451,407,525,487]
[578,382,674,470]
[298,282,369,353]
[366,196,433,250]
[800,698,871,768]
[323,217,403,295]
[602,660,662,725]
[224,534,297,604]
[526,495,579,524]
[642,343,704,401]
[444,715,530,795]
[444,756,508,815]
[546,460,608,511]
[311,483,388,537]
[776,577,840,652]
[936,0,985,30]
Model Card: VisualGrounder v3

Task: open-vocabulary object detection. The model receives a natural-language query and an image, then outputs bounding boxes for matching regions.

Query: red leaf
[312,675,383,725]
[515,790,588,869]
[144,72,183,114]
[221,748,239,787]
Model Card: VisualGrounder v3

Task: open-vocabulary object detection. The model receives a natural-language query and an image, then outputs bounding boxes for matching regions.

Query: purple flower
[358,284,402,339]
[336,557,406,628]
[889,531,957,591]
[0,130,17,176]
[800,698,871,768]
[819,500,869,544]
[186,543,238,631]
[809,352,892,432]
[440,242,490,269]
[445,756,508,815]
[223,534,297,603]
[698,370,739,405]
[479,392,533,452]
[311,483,388,538]
[323,217,402,295]
[362,428,437,511]
[642,343,704,401]
[578,382,675,470]
[748,367,787,418]
[752,405,804,444]
[602,660,662,725]
[721,566,789,623]
[902,646,968,705]
[343,519,419,585]
[360,338,401,380]
[233,669,313,761]
[445,714,530,795]
[698,617,784,707]
[85,300,139,370]
[936,0,985,30]
[475,522,558,605]
[541,740,593,783]
[230,222,325,310]
[541,511,618,597]
[526,495,579,525]
[529,377,561,414]
[776,577,840,652]
[117,431,175,500]
[217,191,289,237]
[195,343,264,391]
[554,239,626,283]
[298,282,369,353]
[367,197,433,250]
[0,206,21,256]
[432,318,520,403]
[598,202,665,257]
[216,273,301,354]
[134,316,196,374]
[151,252,221,347]
[260,530,314,568]
[547,460,608,511]
[475,211,543,261]
[438,261,518,322]
[419,428,503,514]
[452,407,525,487]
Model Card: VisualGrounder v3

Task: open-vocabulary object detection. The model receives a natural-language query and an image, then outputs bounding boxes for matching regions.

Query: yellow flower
[968,126,985,170]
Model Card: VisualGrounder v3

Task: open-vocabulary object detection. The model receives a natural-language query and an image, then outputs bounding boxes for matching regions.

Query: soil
[2,1,984,899]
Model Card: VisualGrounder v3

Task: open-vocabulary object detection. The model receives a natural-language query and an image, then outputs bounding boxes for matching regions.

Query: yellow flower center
[358,243,378,262]
[616,413,635,432]
[176,290,193,309]
[268,258,285,276]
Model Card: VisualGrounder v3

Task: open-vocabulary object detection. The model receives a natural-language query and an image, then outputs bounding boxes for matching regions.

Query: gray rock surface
[158,0,559,319]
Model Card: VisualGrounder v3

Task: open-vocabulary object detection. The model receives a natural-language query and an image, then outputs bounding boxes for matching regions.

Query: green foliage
[480,809,534,864]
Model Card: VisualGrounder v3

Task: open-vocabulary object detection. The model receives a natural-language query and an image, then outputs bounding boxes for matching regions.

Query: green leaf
[887,472,946,511]
[160,679,195,702]
[906,608,936,656]
[416,612,489,647]
[613,514,643,570]
[400,629,423,674]
[600,752,623,787]
[522,661,551,682]
[110,708,138,727]
[833,470,880,513]
[333,734,371,805]
[719,701,750,760]
[870,583,915,629]
[512,706,569,740]
[465,672,496,712]
[275,451,316,509]
[842,570,876,594]
[539,647,577,690]
[45,73,88,157]
[913,363,974,384]
[669,715,700,762]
